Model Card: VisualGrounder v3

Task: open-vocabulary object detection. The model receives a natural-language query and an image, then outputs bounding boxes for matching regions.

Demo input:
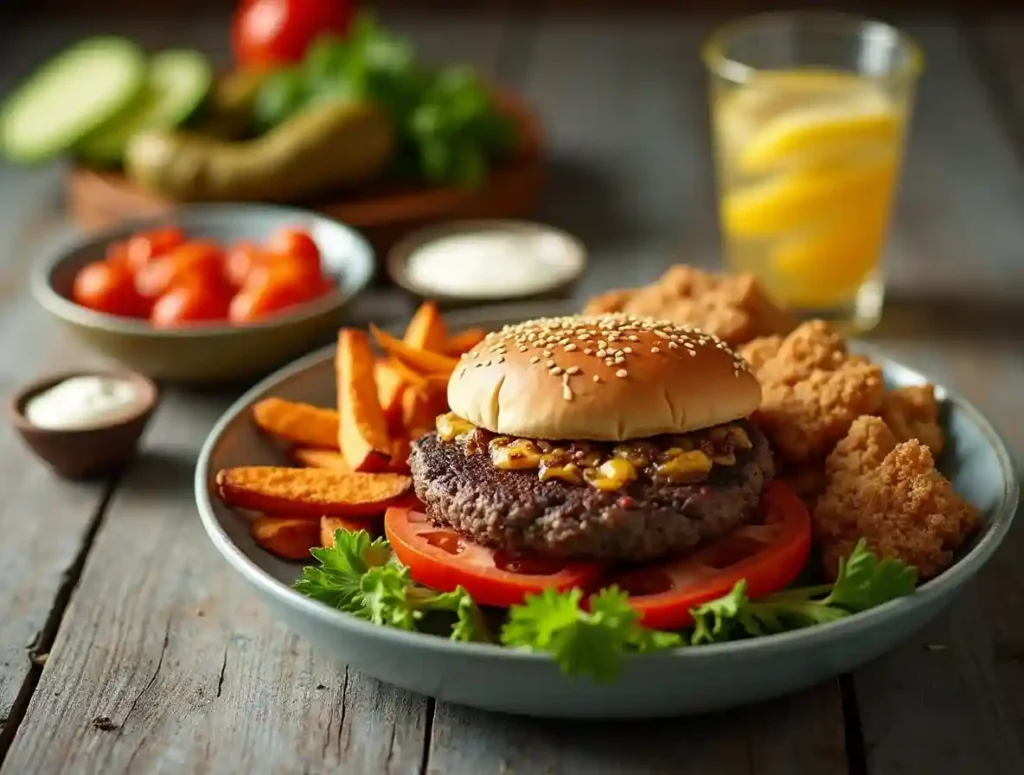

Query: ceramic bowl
[386,220,586,307]
[194,304,1019,719]
[10,369,157,479]
[33,204,374,384]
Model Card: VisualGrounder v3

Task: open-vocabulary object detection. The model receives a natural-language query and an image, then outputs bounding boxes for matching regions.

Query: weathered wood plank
[845,18,1024,775]
[424,15,850,775]
[0,390,432,775]
[519,15,723,301]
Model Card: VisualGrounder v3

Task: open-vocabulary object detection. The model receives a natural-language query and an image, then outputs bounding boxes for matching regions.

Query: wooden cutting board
[65,90,545,258]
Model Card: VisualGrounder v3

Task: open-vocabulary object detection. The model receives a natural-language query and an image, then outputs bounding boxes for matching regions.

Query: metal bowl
[33,204,374,384]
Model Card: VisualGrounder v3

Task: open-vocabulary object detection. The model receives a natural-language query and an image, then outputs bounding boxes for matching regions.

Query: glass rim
[701,11,924,84]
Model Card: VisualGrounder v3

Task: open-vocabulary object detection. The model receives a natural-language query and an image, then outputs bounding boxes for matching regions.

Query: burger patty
[409,420,774,562]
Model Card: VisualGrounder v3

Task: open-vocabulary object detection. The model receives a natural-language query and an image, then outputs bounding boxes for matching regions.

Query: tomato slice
[601,481,812,630]
[384,508,605,608]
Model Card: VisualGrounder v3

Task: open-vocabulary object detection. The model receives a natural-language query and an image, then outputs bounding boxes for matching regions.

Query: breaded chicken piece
[814,418,980,580]
[740,321,885,463]
[880,384,944,456]
[583,265,795,345]
[825,415,898,478]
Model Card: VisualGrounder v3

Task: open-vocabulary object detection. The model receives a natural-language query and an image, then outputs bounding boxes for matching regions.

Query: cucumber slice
[0,37,145,163]
[78,49,213,165]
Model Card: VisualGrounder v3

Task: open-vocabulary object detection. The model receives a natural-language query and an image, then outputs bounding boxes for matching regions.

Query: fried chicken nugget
[880,385,944,455]
[814,417,980,580]
[739,321,886,463]
[582,265,795,346]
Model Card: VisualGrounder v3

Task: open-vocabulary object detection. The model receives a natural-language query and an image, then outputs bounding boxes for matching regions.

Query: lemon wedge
[739,103,900,174]
[723,156,895,238]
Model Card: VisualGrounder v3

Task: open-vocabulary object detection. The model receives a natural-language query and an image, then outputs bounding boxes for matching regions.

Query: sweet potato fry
[337,329,392,472]
[401,387,445,438]
[374,359,406,425]
[251,516,321,561]
[252,398,339,449]
[390,436,412,474]
[321,515,382,545]
[291,447,351,472]
[387,356,449,392]
[443,327,486,355]
[370,324,459,376]
[402,301,448,352]
[217,467,412,518]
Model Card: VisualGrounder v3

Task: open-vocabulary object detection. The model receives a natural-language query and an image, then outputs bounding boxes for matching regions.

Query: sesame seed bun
[447,314,762,441]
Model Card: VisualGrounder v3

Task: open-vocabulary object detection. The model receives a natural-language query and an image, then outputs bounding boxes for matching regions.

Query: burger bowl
[195,304,1019,719]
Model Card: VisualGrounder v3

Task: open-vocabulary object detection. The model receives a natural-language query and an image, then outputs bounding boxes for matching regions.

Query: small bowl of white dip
[386,220,587,305]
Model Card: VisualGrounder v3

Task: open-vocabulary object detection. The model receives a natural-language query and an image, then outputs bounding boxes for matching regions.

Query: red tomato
[228,261,332,322]
[135,241,224,299]
[232,0,353,68]
[150,279,232,328]
[105,240,131,268]
[601,481,812,630]
[266,227,321,276]
[224,240,265,288]
[384,508,605,608]
[72,260,148,317]
[125,227,185,274]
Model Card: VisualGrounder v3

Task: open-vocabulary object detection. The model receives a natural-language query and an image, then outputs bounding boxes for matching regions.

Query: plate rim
[194,308,1020,665]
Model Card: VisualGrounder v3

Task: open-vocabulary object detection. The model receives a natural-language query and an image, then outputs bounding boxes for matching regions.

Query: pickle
[124,100,394,202]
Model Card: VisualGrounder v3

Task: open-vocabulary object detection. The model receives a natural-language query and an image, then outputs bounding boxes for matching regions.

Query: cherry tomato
[105,240,131,268]
[232,0,353,69]
[125,227,185,274]
[72,260,148,318]
[135,241,224,299]
[266,227,322,276]
[599,481,812,630]
[384,508,605,608]
[224,240,265,288]
[228,261,332,322]
[150,278,232,328]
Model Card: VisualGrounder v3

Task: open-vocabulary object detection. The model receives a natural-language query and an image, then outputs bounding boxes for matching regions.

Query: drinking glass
[703,13,923,332]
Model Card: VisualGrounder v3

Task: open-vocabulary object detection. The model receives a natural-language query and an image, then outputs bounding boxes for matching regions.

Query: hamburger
[410,313,773,562]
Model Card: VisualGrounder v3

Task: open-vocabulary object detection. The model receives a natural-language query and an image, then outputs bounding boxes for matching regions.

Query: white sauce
[405,228,581,298]
[25,376,142,431]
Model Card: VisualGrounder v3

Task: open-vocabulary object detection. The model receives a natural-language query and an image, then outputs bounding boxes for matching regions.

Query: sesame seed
[668,341,679,349]
[551,366,564,376]
[651,346,661,354]
[545,359,555,368]
[628,335,638,341]
[565,343,577,352]
[623,347,633,354]
[616,369,628,378]
[597,340,607,348]
[530,356,540,364]
[496,356,505,364]
[566,365,580,375]
[596,349,607,358]
[563,383,573,401]
[593,375,601,383]
[543,350,552,358]
[583,348,593,355]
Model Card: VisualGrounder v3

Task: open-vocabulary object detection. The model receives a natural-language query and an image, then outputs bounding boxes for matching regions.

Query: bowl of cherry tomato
[33,204,374,383]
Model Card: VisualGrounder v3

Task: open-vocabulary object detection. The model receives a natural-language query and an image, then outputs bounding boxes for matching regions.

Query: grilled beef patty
[409,420,773,562]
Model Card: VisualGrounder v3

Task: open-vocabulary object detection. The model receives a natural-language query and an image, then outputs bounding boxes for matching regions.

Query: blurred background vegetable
[253,14,516,186]
[233,0,354,69]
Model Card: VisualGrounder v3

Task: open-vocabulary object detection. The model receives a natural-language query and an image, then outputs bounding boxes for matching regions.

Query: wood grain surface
[1,9,1023,775]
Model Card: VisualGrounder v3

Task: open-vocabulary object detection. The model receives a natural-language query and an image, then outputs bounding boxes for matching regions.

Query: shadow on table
[874,292,1024,343]
[118,449,196,497]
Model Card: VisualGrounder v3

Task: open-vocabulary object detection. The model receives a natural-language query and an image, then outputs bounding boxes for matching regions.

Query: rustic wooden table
[1,9,1023,775]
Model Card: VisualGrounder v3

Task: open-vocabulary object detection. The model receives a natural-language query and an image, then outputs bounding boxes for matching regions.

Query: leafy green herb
[294,529,491,643]
[688,540,918,645]
[254,13,515,186]
[500,587,685,683]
